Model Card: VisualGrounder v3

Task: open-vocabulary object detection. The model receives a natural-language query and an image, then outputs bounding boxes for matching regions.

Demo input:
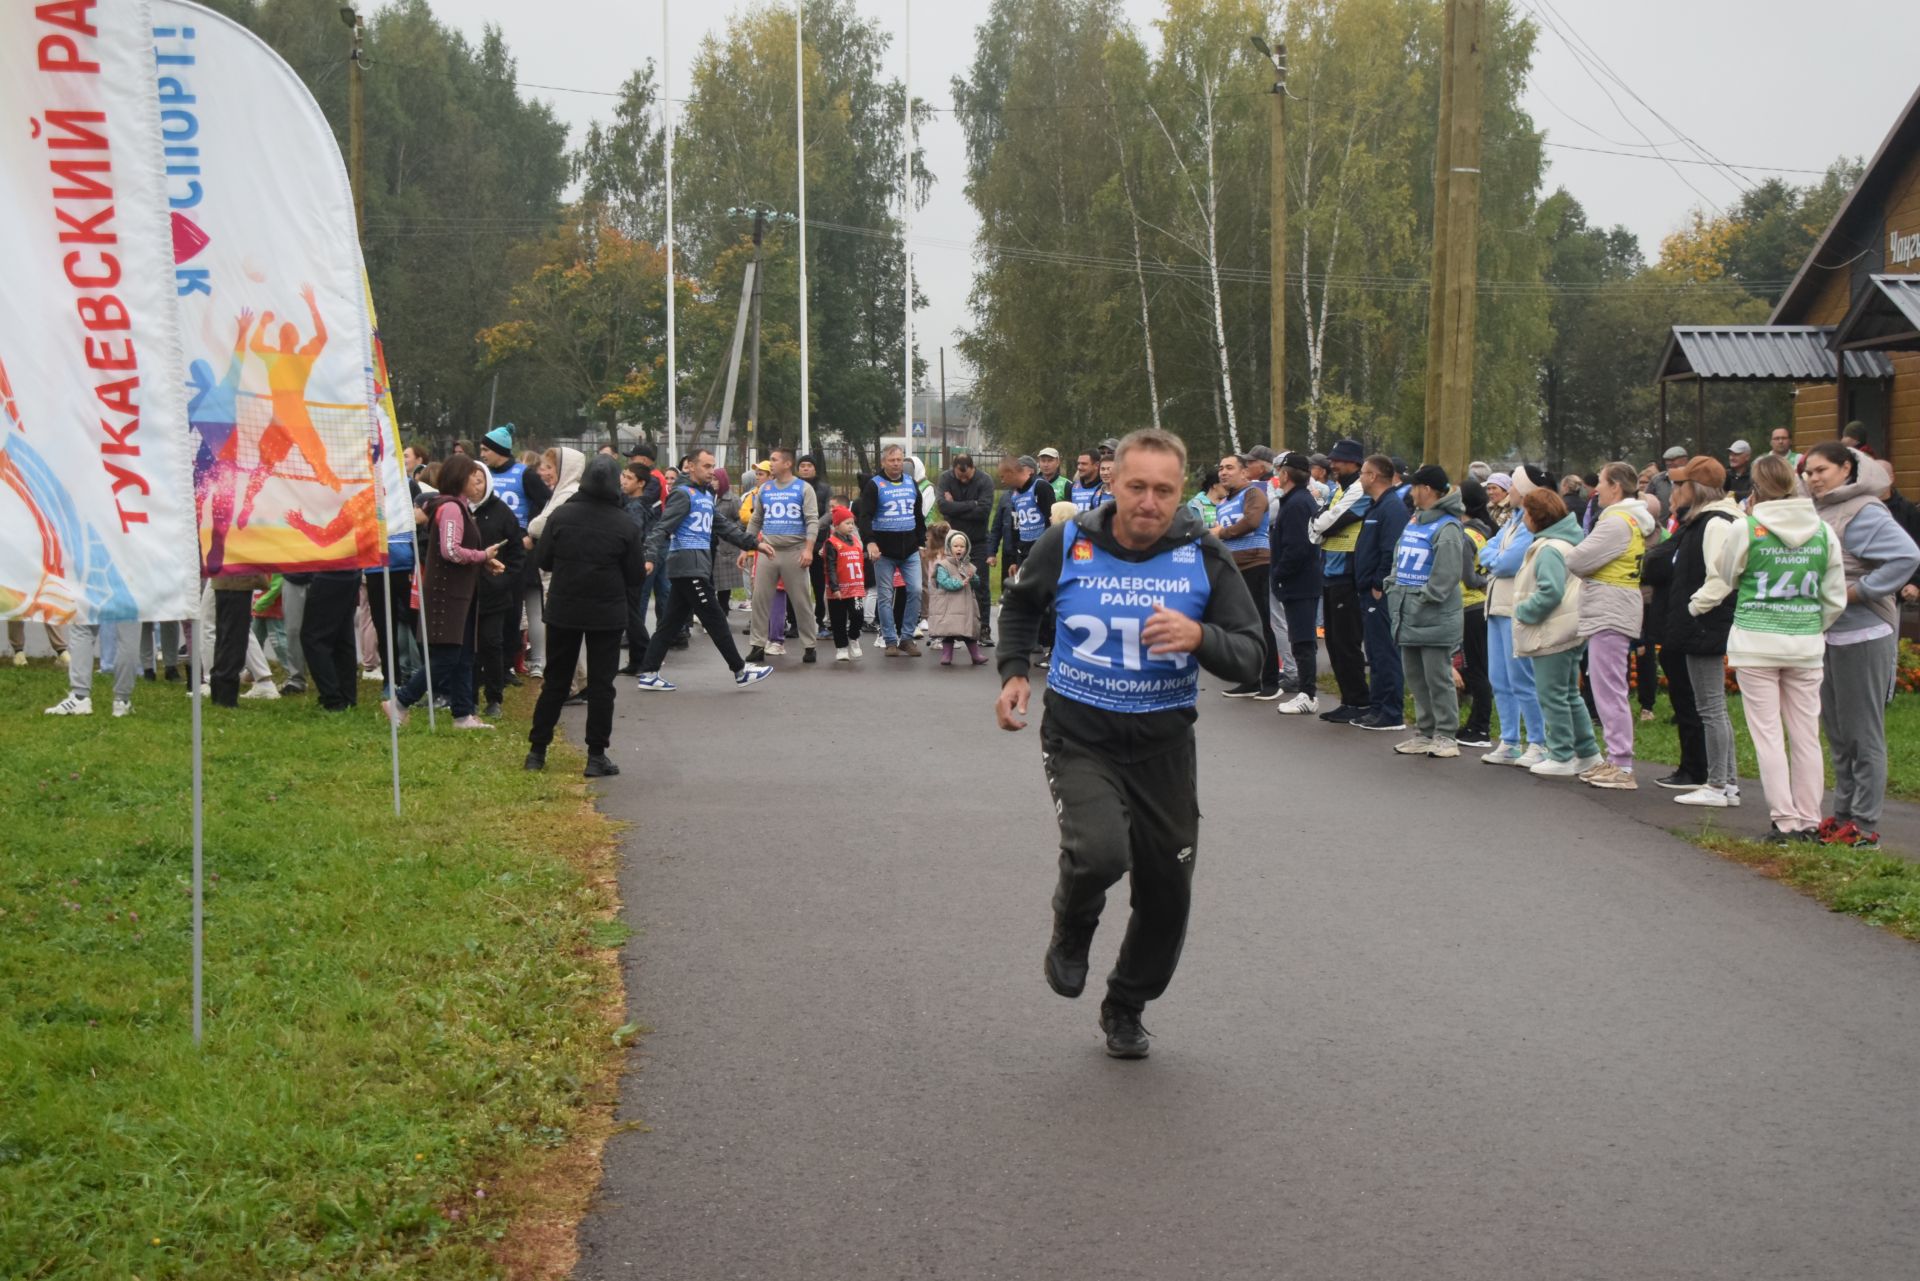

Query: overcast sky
[430,0,1920,391]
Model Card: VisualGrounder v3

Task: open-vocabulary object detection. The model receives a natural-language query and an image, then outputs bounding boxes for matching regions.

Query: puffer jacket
[536,455,647,632]
[1562,497,1658,639]
[1480,510,1535,618]
[1512,513,1586,657]
[1386,487,1466,648]
[1814,458,1920,634]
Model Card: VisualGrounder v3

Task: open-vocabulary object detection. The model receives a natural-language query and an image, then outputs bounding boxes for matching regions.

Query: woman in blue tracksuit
[1478,464,1549,767]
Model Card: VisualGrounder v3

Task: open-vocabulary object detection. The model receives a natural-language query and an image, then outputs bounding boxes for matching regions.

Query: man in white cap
[1725,439,1753,502]
[1036,447,1069,504]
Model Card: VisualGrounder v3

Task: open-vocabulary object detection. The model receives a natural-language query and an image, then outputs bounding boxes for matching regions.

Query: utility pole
[901,0,914,450]
[1252,35,1287,452]
[795,0,810,455]
[664,0,678,463]
[342,7,364,235]
[1422,0,1484,478]
[746,211,766,464]
[939,346,949,472]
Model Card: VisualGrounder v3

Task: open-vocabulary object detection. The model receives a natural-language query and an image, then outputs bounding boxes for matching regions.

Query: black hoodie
[535,454,647,631]
[997,504,1264,761]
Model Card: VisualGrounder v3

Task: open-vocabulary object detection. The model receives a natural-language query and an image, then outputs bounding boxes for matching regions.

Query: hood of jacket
[553,446,586,495]
[579,453,624,504]
[1415,487,1467,525]
[1535,512,1585,546]
[1072,500,1207,557]
[1605,496,1658,536]
[1749,496,1823,547]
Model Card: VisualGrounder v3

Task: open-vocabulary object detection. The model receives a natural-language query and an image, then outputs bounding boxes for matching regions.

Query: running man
[995,428,1263,1059]
[240,284,343,529]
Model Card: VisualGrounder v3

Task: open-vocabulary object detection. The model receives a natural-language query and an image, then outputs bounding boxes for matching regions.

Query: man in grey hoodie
[1386,465,1468,757]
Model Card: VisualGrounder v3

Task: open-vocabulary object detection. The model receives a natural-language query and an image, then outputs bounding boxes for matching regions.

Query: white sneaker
[452,715,495,730]
[914,620,929,638]
[765,642,786,656]
[1675,786,1729,808]
[359,668,382,682]
[45,695,92,716]
[1572,753,1604,774]
[634,673,676,692]
[1394,735,1434,755]
[850,641,863,659]
[1277,691,1318,715]
[1514,743,1548,768]
[9,652,25,667]
[241,681,280,700]
[197,683,211,697]
[1428,738,1460,758]
[1529,755,1584,778]
[734,664,773,688]
[56,651,70,666]
[835,647,850,663]
[527,663,545,678]
[112,699,132,718]
[1724,784,1742,807]
[1481,743,1523,765]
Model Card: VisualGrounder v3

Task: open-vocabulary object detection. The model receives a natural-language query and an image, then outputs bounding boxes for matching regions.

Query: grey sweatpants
[1821,633,1899,829]
[750,541,818,649]
[68,622,140,704]
[1401,643,1460,738]
[280,578,309,684]
[1686,652,1738,789]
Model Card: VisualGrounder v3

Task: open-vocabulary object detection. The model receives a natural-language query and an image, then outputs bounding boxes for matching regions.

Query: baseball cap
[753,459,773,473]
[1409,463,1450,492]
[1727,439,1752,456]
[1246,445,1276,464]
[1275,450,1313,472]
[1672,456,1726,488]
[1036,446,1060,460]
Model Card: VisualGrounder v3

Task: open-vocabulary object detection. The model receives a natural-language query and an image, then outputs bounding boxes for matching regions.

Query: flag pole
[796,0,810,455]
[901,0,912,446]
[380,558,401,814]
[663,0,678,465]
[189,604,205,1045]
[414,566,437,731]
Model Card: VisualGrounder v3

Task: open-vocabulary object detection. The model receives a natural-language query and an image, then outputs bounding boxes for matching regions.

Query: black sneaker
[745,645,766,664]
[1221,682,1263,699]
[483,700,502,718]
[1320,704,1365,724]
[584,753,620,778]
[523,750,546,772]
[1099,1001,1150,1059]
[979,633,995,648]
[1253,685,1285,701]
[1655,772,1701,790]
[670,634,691,650]
[564,689,588,706]
[1352,709,1407,731]
[505,673,525,688]
[802,647,818,664]
[1044,916,1096,999]
[1457,732,1493,749]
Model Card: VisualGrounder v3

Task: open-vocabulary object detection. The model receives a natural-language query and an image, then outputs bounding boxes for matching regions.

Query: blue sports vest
[491,462,530,528]
[758,476,807,537]
[1070,481,1103,512]
[1010,486,1046,542]
[669,488,716,552]
[872,475,919,532]
[1393,515,1460,588]
[1050,535,1213,714]
[1213,486,1268,553]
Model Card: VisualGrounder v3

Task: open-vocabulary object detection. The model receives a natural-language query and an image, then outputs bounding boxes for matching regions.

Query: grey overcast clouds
[425,0,1920,388]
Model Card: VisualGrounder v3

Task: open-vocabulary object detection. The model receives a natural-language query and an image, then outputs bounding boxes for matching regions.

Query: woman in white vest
[1510,487,1603,778]
[1559,461,1660,791]
[1690,454,1845,844]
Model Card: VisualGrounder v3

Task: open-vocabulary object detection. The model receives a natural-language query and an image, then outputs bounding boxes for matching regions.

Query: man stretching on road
[995,428,1263,1059]
[634,449,773,691]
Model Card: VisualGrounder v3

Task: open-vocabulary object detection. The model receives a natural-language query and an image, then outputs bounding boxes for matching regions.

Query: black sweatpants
[530,627,621,754]
[641,575,745,673]
[1662,642,1706,784]
[475,606,512,705]
[1323,578,1367,707]
[623,575,652,671]
[1042,713,1200,1013]
[1240,563,1279,690]
[1282,595,1319,694]
[1460,604,1492,738]
[1635,637,1660,712]
[365,568,415,694]
[209,589,253,707]
[827,597,865,647]
[969,547,993,638]
[301,573,362,711]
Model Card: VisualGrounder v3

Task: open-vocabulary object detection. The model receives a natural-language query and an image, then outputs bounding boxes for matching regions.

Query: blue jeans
[873,550,922,644]
[397,641,476,718]
[1486,613,1544,747]
[1361,590,1402,716]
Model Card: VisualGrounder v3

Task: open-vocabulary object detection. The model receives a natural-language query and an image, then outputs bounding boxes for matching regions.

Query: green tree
[576,67,667,243]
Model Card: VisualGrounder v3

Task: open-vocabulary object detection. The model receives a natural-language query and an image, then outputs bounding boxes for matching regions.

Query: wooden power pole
[343,7,365,236]
[1254,36,1288,451]
[1422,0,1483,478]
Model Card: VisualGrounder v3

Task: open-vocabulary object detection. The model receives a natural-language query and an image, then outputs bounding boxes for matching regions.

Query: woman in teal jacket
[1511,488,1602,778]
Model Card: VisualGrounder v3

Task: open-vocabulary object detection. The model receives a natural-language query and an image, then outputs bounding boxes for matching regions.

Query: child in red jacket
[823,506,867,662]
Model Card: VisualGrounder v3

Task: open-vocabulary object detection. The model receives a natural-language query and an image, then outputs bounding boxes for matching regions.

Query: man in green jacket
[1386,465,1467,757]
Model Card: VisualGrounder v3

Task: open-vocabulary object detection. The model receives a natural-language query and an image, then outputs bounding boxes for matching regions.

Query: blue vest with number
[491,462,529,528]
[759,476,807,537]
[669,487,716,552]
[1213,486,1268,553]
[872,475,919,532]
[1070,480,1103,512]
[1010,486,1046,542]
[1050,535,1213,714]
[1393,515,1459,588]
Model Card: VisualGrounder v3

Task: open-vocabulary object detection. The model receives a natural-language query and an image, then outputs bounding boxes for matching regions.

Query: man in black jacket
[471,467,527,718]
[1351,454,1409,732]
[526,455,647,777]
[996,428,1263,1060]
[1269,451,1325,715]
[935,453,996,643]
[853,443,929,656]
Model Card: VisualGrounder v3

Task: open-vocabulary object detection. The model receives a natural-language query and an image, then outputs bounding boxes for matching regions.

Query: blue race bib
[1011,488,1045,541]
[1213,487,1267,553]
[759,477,806,537]
[492,462,529,527]
[1070,481,1102,512]
[669,488,716,552]
[1393,515,1459,588]
[872,476,919,533]
[1049,536,1212,714]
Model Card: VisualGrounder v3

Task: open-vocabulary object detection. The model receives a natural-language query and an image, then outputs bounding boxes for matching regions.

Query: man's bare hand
[996,676,1031,731]
[866,542,881,560]
[1142,604,1202,656]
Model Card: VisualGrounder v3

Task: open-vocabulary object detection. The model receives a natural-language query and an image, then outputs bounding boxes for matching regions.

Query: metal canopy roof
[1829,275,1920,352]
[1655,325,1895,383]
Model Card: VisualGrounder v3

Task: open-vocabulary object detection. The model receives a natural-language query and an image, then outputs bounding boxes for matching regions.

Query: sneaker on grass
[44,695,92,716]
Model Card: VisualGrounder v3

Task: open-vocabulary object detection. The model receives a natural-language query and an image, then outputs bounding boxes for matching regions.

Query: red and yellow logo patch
[1071,538,1094,562]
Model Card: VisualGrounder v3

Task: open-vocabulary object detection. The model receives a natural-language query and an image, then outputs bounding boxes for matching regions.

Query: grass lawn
[1684,830,1920,941]
[0,665,626,1279]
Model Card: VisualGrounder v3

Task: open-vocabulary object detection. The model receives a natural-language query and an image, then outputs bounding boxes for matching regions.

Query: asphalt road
[570,620,1920,1281]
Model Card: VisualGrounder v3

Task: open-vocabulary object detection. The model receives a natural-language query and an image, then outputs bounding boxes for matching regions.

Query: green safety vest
[1733,517,1831,636]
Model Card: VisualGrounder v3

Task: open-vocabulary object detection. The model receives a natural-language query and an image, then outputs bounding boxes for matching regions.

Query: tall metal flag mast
[901,0,912,446]
[664,0,678,463]
[796,0,811,454]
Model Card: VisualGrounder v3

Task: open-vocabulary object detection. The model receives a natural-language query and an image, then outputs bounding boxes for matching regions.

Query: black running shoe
[1044,917,1096,999]
[745,645,766,664]
[1221,682,1262,699]
[1099,1001,1150,1059]
[1352,709,1407,732]
[584,753,620,778]
[1655,772,1701,790]
[1320,704,1365,724]
[523,750,546,772]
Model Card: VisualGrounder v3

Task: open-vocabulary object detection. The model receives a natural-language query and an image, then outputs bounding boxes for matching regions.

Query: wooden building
[1658,83,1920,496]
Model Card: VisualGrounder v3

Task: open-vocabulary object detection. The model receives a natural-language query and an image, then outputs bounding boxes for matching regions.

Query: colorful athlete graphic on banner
[152,1,388,574]
[0,0,201,625]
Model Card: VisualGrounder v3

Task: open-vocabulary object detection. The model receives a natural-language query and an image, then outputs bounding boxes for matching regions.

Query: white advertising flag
[0,0,200,625]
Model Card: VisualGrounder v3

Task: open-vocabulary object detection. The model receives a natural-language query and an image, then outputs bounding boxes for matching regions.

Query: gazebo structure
[1654,326,1892,456]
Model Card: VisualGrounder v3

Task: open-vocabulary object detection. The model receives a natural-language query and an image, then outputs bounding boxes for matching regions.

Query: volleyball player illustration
[238,283,343,530]
[187,309,251,573]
